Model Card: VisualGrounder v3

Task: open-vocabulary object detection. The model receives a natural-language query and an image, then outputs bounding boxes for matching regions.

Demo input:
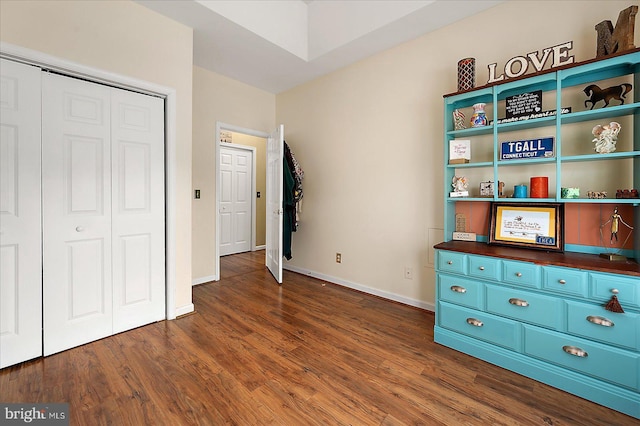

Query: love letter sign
[487,41,575,84]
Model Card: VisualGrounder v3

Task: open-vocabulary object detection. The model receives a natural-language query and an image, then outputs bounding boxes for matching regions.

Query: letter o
[505,56,528,78]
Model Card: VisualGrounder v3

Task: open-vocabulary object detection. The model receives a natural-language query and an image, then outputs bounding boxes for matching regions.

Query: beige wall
[0,0,194,312]
[192,66,275,281]
[276,0,639,308]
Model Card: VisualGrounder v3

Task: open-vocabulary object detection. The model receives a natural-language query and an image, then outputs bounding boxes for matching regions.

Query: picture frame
[488,202,564,252]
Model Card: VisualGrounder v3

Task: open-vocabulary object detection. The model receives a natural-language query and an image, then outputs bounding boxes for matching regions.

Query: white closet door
[0,59,42,368]
[42,73,113,356]
[111,88,165,333]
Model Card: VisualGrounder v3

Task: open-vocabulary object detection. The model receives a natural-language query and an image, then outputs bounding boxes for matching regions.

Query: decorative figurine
[470,103,487,127]
[599,205,634,262]
[453,109,466,130]
[584,84,632,109]
[452,176,468,192]
[591,121,620,153]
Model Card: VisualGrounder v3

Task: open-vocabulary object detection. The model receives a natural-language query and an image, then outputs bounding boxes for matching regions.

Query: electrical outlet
[336,253,342,263]
[404,266,413,280]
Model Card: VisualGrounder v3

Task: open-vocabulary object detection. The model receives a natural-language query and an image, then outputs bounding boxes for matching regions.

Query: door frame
[0,42,179,320]
[219,143,257,256]
[214,122,268,281]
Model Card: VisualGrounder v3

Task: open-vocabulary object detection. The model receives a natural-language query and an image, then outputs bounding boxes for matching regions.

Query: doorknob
[76,226,85,232]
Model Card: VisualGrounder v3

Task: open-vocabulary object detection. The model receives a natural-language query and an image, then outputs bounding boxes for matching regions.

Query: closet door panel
[111,88,165,333]
[42,73,113,356]
[0,59,42,368]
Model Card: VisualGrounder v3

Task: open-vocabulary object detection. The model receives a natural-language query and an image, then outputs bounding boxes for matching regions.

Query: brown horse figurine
[584,83,633,109]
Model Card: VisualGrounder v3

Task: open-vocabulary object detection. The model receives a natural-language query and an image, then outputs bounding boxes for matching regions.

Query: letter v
[527,48,552,72]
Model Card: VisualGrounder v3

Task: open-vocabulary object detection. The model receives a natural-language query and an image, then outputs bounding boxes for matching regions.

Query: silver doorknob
[76,226,84,232]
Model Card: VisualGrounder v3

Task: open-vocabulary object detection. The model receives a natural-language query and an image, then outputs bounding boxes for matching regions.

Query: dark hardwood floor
[1,250,637,425]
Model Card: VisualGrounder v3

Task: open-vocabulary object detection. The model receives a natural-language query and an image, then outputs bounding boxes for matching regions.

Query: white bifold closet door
[0,59,43,369]
[42,72,165,356]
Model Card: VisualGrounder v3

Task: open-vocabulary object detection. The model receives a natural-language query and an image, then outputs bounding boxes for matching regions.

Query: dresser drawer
[438,274,483,310]
[438,302,520,351]
[486,285,563,330]
[542,266,588,298]
[590,273,640,309]
[502,260,540,288]
[468,255,501,282]
[567,300,639,351]
[437,251,467,275]
[524,325,640,390]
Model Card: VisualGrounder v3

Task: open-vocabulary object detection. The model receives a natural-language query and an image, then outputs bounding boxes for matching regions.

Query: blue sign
[500,137,555,160]
[536,235,556,246]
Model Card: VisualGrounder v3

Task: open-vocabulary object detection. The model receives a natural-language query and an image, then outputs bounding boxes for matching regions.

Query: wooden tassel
[605,295,624,313]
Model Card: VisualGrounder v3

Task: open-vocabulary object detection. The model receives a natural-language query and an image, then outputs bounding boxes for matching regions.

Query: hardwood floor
[1,250,636,425]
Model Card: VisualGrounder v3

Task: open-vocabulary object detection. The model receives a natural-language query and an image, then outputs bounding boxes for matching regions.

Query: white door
[219,146,253,256]
[111,88,165,334]
[0,59,43,368]
[42,73,114,355]
[42,73,165,355]
[266,125,284,284]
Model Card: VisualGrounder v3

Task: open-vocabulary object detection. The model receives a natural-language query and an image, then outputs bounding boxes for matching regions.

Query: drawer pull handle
[450,285,467,293]
[479,266,485,271]
[508,298,529,307]
[563,345,588,358]
[587,315,614,327]
[558,279,566,284]
[447,260,453,265]
[466,318,483,327]
[515,272,522,278]
[611,288,619,295]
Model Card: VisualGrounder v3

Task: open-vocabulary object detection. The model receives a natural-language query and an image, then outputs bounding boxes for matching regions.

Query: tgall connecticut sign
[500,137,555,160]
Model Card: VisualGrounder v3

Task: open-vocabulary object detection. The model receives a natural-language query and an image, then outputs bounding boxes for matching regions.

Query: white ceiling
[135,0,504,94]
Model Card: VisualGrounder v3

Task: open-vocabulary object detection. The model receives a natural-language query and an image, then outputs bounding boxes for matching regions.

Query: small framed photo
[480,181,504,197]
[488,202,564,252]
[449,139,471,164]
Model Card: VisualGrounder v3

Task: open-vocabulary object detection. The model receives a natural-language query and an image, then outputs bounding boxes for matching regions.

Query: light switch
[257,192,261,198]
[194,189,200,199]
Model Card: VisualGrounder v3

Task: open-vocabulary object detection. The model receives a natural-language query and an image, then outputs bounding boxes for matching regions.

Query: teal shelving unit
[443,50,640,259]
[437,49,640,420]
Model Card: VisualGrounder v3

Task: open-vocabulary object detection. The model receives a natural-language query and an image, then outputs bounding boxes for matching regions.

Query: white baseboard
[254,245,266,250]
[283,265,435,312]
[175,303,195,317]
[192,275,217,286]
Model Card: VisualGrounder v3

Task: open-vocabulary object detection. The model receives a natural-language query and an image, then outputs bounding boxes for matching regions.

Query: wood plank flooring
[1,250,637,425]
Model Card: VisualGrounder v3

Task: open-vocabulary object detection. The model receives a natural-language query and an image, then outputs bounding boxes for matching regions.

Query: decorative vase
[470,103,487,127]
[457,58,475,91]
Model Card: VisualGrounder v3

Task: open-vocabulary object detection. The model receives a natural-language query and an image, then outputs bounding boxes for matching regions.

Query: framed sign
[506,91,542,119]
[488,202,564,252]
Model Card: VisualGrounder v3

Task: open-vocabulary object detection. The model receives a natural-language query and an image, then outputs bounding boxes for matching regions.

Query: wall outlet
[336,253,342,263]
[404,266,413,280]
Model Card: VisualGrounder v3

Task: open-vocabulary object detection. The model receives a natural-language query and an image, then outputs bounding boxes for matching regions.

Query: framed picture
[488,202,564,252]
[479,181,504,197]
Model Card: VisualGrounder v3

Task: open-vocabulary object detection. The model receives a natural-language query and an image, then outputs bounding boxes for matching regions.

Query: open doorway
[215,122,268,280]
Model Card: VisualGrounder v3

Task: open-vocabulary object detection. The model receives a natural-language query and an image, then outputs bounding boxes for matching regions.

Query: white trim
[0,42,179,320]
[254,245,266,250]
[215,122,269,282]
[175,303,195,317]
[192,275,216,286]
[283,264,435,312]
